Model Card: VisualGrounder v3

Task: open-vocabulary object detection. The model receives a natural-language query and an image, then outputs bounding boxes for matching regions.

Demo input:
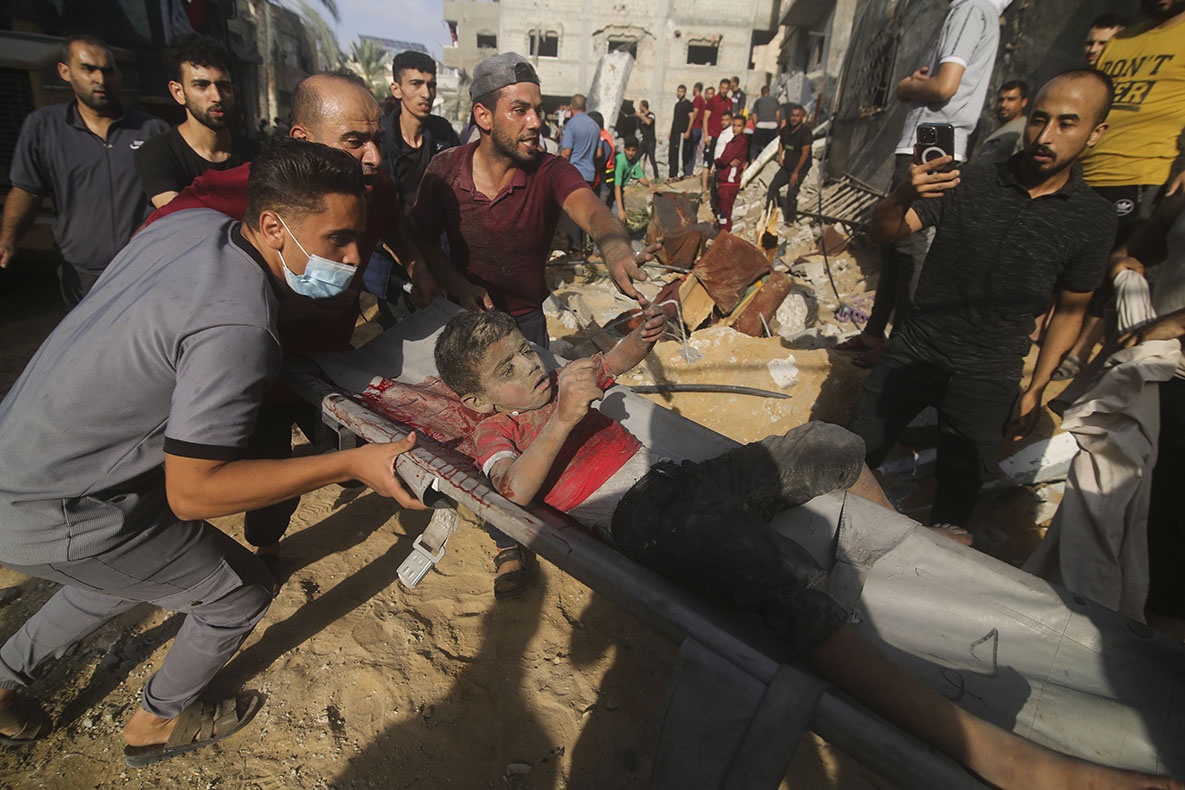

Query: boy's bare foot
[928,523,974,546]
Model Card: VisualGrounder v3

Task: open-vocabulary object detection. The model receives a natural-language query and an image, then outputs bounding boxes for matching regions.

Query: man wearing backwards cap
[412,52,654,348]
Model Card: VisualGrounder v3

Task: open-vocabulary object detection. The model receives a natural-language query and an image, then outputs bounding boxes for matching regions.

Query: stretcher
[284,299,1185,788]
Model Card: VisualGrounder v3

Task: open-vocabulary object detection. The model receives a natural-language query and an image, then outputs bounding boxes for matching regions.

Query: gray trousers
[0,518,273,718]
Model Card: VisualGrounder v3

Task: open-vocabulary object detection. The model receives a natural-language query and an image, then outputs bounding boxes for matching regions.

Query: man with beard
[146,71,434,554]
[413,52,651,349]
[977,80,1029,165]
[1,35,168,306]
[135,33,258,209]
[412,52,654,599]
[849,70,1116,532]
[1080,0,1185,245]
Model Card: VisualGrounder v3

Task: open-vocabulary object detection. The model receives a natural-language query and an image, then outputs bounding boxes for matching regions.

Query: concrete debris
[587,50,633,132]
[996,433,1079,486]
[1032,482,1066,525]
[773,291,811,338]
[767,356,800,388]
[783,324,844,349]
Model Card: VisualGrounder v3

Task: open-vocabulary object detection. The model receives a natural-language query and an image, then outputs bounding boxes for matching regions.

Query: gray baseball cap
[469,52,540,102]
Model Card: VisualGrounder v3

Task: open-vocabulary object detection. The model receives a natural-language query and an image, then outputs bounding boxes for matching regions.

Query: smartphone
[915,122,956,167]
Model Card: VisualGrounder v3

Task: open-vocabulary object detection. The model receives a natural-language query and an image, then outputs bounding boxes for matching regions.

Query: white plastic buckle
[397,508,458,589]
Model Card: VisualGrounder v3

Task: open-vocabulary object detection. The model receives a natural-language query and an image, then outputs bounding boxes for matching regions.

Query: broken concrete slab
[995,432,1079,486]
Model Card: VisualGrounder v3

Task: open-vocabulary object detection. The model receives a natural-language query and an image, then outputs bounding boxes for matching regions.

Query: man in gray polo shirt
[0,34,168,306]
[0,140,423,765]
[838,0,1011,364]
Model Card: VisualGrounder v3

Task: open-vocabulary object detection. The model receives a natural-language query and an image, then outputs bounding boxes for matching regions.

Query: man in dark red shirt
[147,71,432,552]
[412,52,654,598]
[412,52,651,349]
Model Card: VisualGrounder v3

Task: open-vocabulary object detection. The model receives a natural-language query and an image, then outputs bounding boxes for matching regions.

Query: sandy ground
[0,178,1065,788]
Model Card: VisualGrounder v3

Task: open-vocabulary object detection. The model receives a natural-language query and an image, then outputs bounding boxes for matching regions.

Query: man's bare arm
[1008,289,1093,438]
[0,187,42,268]
[563,187,657,302]
[895,62,965,104]
[868,155,960,244]
[164,434,426,521]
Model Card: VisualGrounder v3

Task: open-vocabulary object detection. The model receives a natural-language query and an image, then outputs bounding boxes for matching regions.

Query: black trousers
[639,136,658,179]
[849,342,1018,527]
[1147,377,1185,618]
[766,166,809,224]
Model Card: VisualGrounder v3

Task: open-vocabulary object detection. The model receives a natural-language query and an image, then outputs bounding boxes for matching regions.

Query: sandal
[123,692,264,768]
[493,546,531,601]
[1052,353,1082,381]
[0,693,52,747]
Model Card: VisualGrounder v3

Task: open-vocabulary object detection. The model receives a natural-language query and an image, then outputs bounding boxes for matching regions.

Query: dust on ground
[0,185,1066,788]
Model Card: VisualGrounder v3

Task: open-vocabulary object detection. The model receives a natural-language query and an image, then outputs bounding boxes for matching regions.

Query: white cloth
[1024,270,1180,620]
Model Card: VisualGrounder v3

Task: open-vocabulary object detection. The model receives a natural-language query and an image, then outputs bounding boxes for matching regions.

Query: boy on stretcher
[433,306,1180,789]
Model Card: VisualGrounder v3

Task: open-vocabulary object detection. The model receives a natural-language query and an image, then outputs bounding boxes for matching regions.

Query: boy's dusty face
[625,145,638,161]
[466,330,553,414]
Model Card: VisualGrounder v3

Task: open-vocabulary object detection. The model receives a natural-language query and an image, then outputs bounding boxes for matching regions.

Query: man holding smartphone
[836,0,1012,366]
[849,70,1116,532]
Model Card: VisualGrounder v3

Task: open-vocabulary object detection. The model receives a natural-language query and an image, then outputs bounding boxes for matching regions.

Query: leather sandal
[493,546,531,601]
[0,693,51,747]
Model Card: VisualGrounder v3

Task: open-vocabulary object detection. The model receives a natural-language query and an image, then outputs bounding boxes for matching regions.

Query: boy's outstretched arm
[604,303,667,376]
[487,359,604,506]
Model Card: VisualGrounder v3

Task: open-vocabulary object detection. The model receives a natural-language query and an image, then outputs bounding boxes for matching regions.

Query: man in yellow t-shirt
[1081,0,1185,243]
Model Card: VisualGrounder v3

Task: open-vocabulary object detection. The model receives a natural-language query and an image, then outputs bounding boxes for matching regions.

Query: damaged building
[442,0,783,131]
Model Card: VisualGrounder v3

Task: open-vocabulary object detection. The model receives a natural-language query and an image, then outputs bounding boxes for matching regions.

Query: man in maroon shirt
[412,52,652,349]
[412,52,654,598]
[148,71,433,552]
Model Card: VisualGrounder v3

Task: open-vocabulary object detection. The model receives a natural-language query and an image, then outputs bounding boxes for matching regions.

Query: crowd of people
[0,2,1183,784]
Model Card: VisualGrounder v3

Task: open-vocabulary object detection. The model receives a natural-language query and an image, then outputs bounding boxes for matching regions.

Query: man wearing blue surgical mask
[275,213,358,299]
[0,139,425,764]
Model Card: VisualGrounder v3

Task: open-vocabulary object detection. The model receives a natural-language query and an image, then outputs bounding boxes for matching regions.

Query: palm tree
[294,0,343,69]
[348,37,389,101]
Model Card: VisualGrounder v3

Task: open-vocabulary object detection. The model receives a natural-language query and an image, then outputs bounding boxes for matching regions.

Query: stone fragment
[767,356,799,388]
